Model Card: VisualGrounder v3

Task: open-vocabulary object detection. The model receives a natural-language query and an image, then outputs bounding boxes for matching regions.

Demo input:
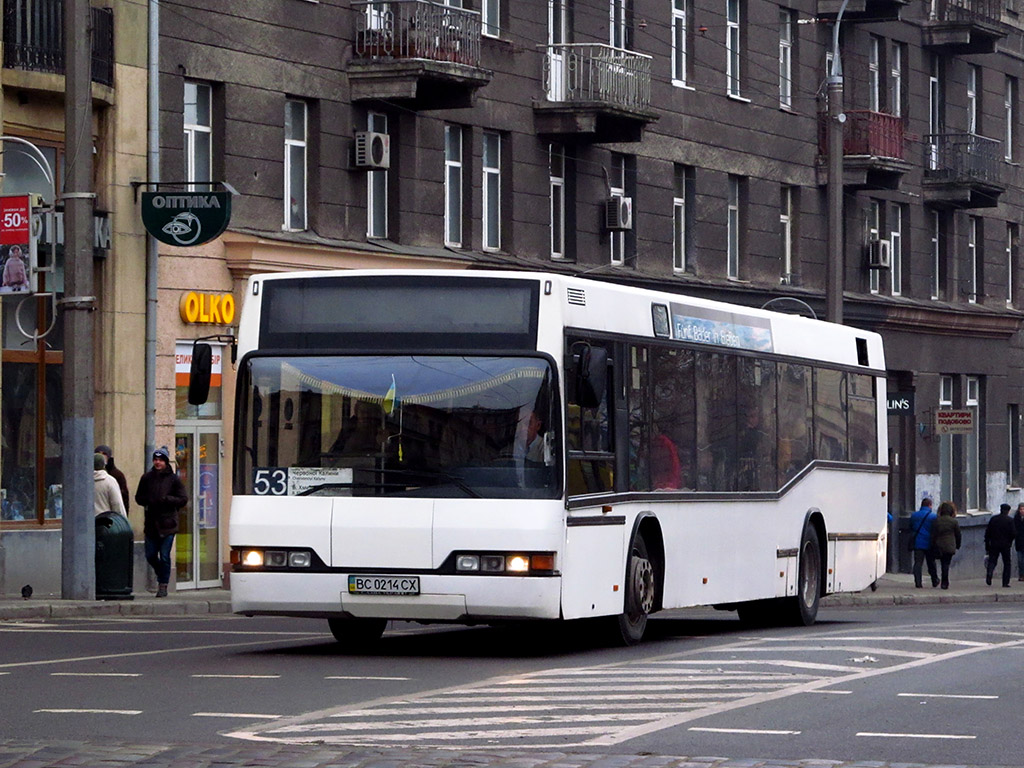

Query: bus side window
[566,340,614,495]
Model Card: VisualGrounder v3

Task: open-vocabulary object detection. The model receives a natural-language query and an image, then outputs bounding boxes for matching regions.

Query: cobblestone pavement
[0,740,1009,768]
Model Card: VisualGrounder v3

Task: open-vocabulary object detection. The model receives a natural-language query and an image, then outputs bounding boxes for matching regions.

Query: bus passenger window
[777,363,812,486]
[814,368,848,461]
[651,346,695,490]
[848,374,878,464]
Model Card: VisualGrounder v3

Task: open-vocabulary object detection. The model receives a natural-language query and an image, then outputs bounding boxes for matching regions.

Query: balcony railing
[931,0,1003,25]
[3,0,114,87]
[842,111,905,159]
[924,133,1003,185]
[542,44,652,112]
[353,0,481,68]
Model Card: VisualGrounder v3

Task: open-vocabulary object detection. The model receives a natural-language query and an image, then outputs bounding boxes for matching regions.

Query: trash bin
[95,512,134,600]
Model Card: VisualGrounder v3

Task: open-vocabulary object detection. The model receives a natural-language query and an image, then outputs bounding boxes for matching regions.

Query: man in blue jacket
[909,497,938,588]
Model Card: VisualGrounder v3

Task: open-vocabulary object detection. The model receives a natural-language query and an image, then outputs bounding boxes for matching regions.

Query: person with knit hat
[134,447,188,597]
[95,444,130,515]
[93,452,126,517]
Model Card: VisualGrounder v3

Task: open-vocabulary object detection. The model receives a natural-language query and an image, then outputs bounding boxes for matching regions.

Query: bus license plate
[348,575,420,595]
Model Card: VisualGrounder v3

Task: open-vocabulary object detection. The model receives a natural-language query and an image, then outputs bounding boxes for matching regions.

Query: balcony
[818,110,912,189]
[349,0,491,110]
[922,0,1009,54]
[817,0,907,21]
[922,133,1004,208]
[534,44,657,143]
[3,0,114,87]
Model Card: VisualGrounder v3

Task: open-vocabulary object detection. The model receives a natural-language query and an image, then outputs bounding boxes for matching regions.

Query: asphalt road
[1,602,1021,766]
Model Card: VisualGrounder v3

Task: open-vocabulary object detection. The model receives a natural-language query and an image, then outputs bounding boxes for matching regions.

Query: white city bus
[204,270,887,646]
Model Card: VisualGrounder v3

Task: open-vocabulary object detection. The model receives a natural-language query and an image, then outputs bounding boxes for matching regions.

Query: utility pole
[825,0,849,326]
[61,0,96,599]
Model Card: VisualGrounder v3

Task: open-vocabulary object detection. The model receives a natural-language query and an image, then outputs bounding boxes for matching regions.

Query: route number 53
[253,468,288,495]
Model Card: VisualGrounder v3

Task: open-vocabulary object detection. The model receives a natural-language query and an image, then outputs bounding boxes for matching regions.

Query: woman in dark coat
[931,501,962,590]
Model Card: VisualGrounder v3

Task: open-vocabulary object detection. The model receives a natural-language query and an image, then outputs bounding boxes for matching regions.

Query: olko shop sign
[141,190,231,246]
[179,291,236,325]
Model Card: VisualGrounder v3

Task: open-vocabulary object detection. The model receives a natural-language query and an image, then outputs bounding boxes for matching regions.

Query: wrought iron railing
[542,43,652,112]
[930,0,1003,25]
[353,0,482,68]
[2,0,114,86]
[923,133,1003,185]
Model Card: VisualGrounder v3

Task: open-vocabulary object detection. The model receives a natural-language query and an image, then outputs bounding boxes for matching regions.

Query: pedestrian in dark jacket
[908,497,939,588]
[96,444,130,515]
[932,501,962,590]
[985,503,1016,588]
[1014,503,1024,582]
[135,447,187,597]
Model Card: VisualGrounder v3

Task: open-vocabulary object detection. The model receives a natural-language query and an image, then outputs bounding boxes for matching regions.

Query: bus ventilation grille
[567,288,587,306]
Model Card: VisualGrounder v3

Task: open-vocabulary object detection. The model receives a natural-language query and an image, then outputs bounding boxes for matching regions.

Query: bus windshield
[238,355,560,499]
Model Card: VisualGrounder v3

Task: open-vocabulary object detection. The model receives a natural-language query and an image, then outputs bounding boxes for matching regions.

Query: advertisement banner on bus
[670,303,774,352]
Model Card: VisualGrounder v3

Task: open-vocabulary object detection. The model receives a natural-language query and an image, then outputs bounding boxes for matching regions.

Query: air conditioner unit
[354,131,390,169]
[868,238,891,269]
[605,196,633,231]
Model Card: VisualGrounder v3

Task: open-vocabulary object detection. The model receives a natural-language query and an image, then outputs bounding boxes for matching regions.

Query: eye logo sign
[162,212,202,245]
[140,191,232,247]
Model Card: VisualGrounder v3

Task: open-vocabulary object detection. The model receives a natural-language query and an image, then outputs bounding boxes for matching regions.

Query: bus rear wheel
[328,617,387,650]
[611,533,656,646]
[785,522,821,626]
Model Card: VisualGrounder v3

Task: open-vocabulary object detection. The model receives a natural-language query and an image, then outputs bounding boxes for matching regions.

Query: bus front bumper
[230,571,563,621]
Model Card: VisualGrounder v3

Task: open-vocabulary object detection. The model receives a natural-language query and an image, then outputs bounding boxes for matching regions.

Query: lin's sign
[140,190,231,247]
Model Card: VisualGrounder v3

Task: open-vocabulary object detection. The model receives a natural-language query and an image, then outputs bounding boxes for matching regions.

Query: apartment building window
[284,100,307,231]
[779,9,793,109]
[673,164,692,272]
[672,0,689,86]
[1006,76,1017,162]
[550,143,566,259]
[928,55,942,170]
[482,0,500,37]
[610,153,626,265]
[890,204,904,296]
[1010,404,1021,488]
[1008,222,1019,306]
[184,81,212,191]
[966,376,981,510]
[890,43,904,117]
[969,215,980,304]
[727,175,742,278]
[931,210,942,300]
[482,131,501,251]
[780,185,795,283]
[939,374,953,501]
[367,112,388,239]
[968,65,979,135]
[868,36,881,112]
[610,0,628,48]
[869,199,881,295]
[444,125,464,247]
[726,0,742,97]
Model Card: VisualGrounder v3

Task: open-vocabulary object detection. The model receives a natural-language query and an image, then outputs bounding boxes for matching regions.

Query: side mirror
[188,342,213,405]
[572,343,608,408]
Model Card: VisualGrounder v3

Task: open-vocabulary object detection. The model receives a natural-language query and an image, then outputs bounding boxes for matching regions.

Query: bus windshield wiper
[372,467,482,498]
[296,482,400,496]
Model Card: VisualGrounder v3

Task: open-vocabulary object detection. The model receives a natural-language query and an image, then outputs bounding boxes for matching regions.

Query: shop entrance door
[174,428,222,589]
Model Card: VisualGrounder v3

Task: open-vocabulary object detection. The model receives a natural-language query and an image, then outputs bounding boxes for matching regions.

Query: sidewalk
[1,572,1022,620]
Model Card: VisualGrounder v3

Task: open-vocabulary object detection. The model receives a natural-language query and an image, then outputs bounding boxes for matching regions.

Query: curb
[0,598,233,620]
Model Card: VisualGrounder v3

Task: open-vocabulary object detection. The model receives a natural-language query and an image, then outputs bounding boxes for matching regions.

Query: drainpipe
[146,0,159,462]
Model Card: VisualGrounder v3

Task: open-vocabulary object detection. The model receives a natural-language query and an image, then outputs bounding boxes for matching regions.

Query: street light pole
[61,0,96,599]
[826,0,849,325]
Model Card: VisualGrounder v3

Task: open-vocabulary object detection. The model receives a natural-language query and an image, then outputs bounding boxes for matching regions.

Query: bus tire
[328,617,387,650]
[611,533,656,646]
[787,522,821,626]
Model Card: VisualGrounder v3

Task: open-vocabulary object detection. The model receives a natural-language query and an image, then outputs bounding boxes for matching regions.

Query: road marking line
[51,672,142,677]
[282,712,674,732]
[192,674,281,679]
[264,725,614,741]
[0,635,323,670]
[331,703,707,716]
[420,693,752,702]
[704,646,930,659]
[458,683,794,693]
[803,689,852,694]
[193,712,282,719]
[653,659,865,672]
[897,693,998,699]
[689,727,800,735]
[35,708,141,715]
[857,732,975,740]
[324,676,410,681]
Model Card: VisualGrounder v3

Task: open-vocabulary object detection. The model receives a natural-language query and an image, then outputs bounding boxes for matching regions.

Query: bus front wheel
[328,617,387,650]
[786,523,821,626]
[611,533,656,646]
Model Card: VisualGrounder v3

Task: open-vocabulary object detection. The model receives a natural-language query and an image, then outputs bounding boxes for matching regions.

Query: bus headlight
[242,549,264,567]
[452,552,555,575]
[288,551,312,568]
[265,550,287,568]
[456,555,480,571]
[506,555,530,573]
[232,547,314,570]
